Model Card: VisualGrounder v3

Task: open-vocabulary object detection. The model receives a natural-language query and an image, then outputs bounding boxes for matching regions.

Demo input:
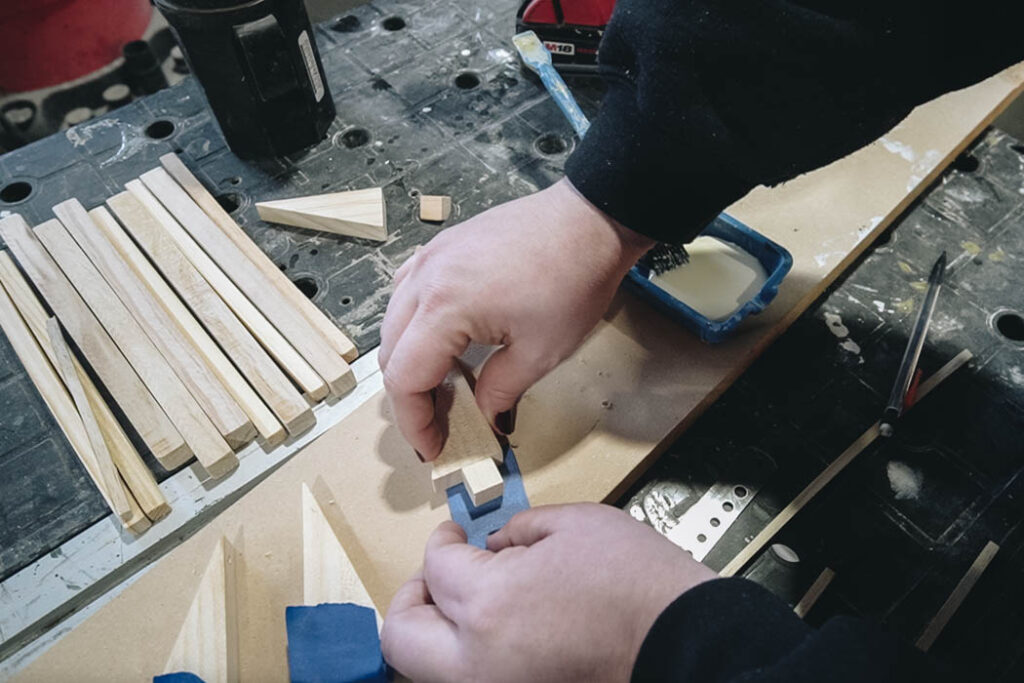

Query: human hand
[379,178,654,459]
[380,503,716,683]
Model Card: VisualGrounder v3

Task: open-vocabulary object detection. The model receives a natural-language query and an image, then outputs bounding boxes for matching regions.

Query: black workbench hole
[145,119,175,139]
[225,176,241,186]
[341,127,370,148]
[0,181,32,204]
[294,277,319,299]
[341,296,353,305]
[1012,144,1024,155]
[332,15,361,33]
[995,310,1024,342]
[454,71,480,90]
[534,133,567,156]
[382,16,406,31]
[951,152,979,173]
[215,193,240,213]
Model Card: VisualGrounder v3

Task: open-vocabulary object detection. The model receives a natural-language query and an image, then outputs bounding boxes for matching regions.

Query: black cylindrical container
[154,0,335,159]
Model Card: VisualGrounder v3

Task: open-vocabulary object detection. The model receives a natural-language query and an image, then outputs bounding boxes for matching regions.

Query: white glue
[649,236,768,321]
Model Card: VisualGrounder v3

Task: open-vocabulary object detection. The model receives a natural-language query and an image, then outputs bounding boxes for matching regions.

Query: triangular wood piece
[301,483,380,625]
[256,188,387,241]
[164,537,238,683]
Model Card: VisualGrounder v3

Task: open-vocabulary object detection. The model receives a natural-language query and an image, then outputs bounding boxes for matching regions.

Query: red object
[904,367,924,409]
[516,0,617,72]
[520,0,617,28]
[0,0,152,93]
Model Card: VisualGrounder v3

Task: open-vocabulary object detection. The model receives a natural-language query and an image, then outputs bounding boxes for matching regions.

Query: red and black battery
[515,0,616,73]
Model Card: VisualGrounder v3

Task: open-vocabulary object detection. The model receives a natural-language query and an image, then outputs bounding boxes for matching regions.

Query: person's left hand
[380,503,717,683]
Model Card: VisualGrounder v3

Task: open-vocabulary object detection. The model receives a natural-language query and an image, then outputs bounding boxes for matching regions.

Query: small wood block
[419,195,451,222]
[0,214,189,470]
[164,537,239,683]
[256,188,387,242]
[160,153,358,364]
[430,363,505,506]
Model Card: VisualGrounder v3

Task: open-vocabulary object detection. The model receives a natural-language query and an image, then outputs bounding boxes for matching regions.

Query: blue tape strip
[285,603,388,683]
[154,674,206,683]
[446,447,531,548]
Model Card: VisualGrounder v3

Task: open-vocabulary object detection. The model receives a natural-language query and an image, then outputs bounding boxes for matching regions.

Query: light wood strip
[141,166,355,397]
[33,219,237,479]
[0,252,169,521]
[0,215,188,469]
[54,200,255,450]
[161,153,358,363]
[916,540,1000,651]
[119,181,328,402]
[0,279,150,533]
[256,188,388,241]
[793,567,835,619]
[108,191,313,439]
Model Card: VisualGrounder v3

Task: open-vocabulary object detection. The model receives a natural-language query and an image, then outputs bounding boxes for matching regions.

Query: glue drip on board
[649,236,768,321]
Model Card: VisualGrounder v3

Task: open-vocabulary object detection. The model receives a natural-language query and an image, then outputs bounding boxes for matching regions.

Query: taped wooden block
[256,187,387,241]
[430,362,505,506]
[419,195,451,222]
[164,536,239,683]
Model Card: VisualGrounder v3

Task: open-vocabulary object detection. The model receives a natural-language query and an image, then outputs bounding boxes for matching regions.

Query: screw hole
[341,296,353,305]
[215,193,240,213]
[0,181,33,204]
[310,248,319,256]
[381,16,406,31]
[332,15,361,32]
[293,277,319,299]
[951,153,979,173]
[995,310,1024,342]
[696,533,707,543]
[341,127,370,148]
[709,517,720,527]
[225,176,241,186]
[145,119,175,140]
[722,501,734,512]
[454,71,480,90]
[734,485,748,498]
[534,133,567,156]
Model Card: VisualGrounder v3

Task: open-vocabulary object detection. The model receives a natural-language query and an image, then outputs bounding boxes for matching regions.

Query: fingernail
[495,404,517,435]
[414,449,426,463]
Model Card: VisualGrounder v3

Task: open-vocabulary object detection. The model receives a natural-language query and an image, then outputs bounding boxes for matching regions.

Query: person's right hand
[379,178,654,460]
[380,503,717,683]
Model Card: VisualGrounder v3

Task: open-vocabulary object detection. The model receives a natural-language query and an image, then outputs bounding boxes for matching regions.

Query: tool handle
[537,65,591,137]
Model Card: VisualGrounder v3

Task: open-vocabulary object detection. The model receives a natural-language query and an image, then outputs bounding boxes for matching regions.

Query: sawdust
[886,461,922,501]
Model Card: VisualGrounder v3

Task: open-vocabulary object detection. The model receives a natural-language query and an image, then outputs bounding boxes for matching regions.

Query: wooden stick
[108,191,314,439]
[916,540,999,651]
[88,205,289,447]
[793,567,835,619]
[720,349,973,577]
[140,167,355,397]
[256,188,388,241]
[34,219,237,479]
[160,153,358,363]
[0,252,169,521]
[46,317,133,522]
[0,215,189,470]
[0,281,150,533]
[118,182,329,402]
[54,199,255,450]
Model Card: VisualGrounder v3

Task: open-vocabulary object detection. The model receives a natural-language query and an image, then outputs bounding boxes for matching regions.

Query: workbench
[1,0,1023,678]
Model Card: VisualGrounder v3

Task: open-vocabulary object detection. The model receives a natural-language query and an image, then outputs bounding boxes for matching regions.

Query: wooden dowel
[916,540,999,652]
[793,567,835,619]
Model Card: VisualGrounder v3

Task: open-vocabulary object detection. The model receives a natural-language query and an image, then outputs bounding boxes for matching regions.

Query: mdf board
[53,200,255,450]
[117,182,329,402]
[107,191,314,438]
[139,167,355,398]
[32,220,237,479]
[0,215,189,470]
[18,64,1024,680]
[160,153,359,364]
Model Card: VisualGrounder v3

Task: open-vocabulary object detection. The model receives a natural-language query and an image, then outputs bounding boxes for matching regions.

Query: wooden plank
[54,200,255,450]
[0,215,189,470]
[0,252,169,521]
[141,166,356,397]
[0,281,150,533]
[430,363,505,506]
[256,188,387,241]
[33,219,237,479]
[916,540,1000,651]
[164,537,238,683]
[793,567,835,619]
[108,191,313,439]
[118,182,329,402]
[46,317,133,523]
[160,153,358,364]
[719,349,973,578]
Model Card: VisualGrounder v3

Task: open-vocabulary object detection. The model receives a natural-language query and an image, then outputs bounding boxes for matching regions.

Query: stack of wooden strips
[0,154,359,533]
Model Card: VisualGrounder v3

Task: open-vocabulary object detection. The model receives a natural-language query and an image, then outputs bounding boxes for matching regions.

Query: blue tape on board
[154,673,206,683]
[285,603,388,683]
[446,447,530,548]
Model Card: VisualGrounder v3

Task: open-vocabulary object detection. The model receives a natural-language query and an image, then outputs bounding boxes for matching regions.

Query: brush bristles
[642,243,690,275]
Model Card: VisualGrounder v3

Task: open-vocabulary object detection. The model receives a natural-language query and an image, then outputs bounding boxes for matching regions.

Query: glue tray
[625,213,792,344]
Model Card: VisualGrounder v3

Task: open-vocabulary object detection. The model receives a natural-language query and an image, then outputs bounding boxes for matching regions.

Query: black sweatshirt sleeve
[631,578,944,683]
[565,0,1024,244]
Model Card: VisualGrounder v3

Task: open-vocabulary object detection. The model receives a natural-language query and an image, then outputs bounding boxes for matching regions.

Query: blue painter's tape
[285,603,388,683]
[447,447,530,548]
[154,673,206,683]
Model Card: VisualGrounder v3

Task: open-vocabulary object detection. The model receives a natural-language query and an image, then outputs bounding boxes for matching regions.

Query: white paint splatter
[1009,366,1024,386]
[823,312,849,338]
[840,338,861,354]
[887,461,922,500]
[907,149,942,192]
[873,300,886,313]
[460,48,471,57]
[880,137,916,162]
[488,48,512,62]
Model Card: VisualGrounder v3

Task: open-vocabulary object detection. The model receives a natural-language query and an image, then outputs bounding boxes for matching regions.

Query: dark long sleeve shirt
[565,0,1024,244]
[632,578,944,682]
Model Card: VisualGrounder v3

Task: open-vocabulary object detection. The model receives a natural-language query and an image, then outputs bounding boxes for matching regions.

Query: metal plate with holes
[666,482,760,561]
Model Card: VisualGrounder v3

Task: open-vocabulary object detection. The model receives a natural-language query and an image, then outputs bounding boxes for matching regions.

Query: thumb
[474,343,552,434]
